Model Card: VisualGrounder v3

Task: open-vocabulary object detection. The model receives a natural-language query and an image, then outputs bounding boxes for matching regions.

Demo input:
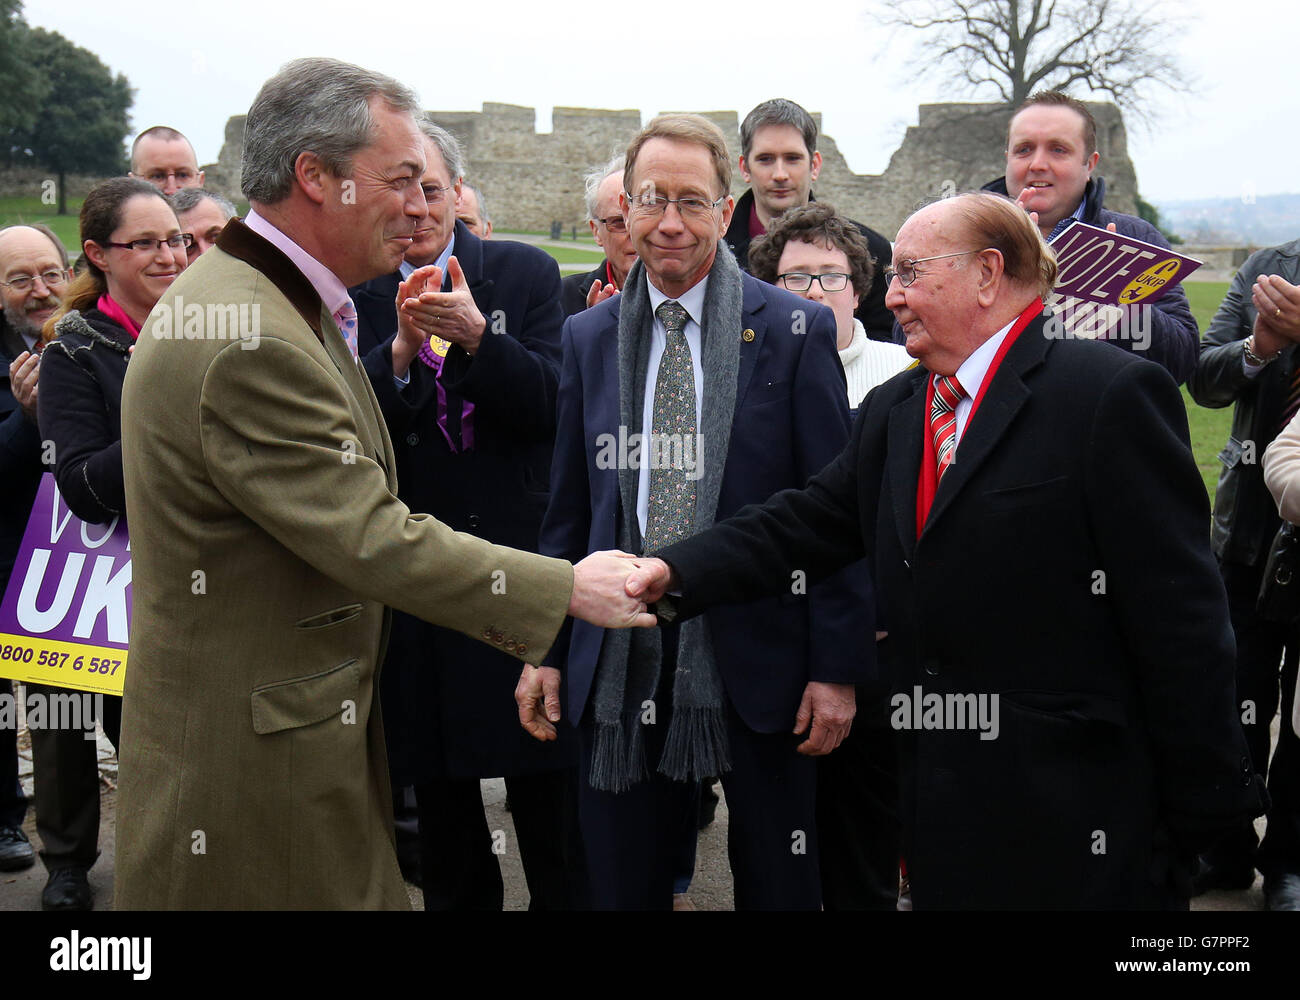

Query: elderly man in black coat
[351,120,585,910]
[627,192,1266,909]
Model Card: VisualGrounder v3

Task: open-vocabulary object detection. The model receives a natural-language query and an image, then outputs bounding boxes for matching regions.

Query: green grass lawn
[540,245,605,265]
[1181,281,1232,502]
[0,196,83,254]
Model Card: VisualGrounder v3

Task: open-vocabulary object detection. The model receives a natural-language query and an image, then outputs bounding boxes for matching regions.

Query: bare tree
[880,0,1189,119]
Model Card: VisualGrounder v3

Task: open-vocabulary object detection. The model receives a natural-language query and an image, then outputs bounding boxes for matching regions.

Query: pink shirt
[244,209,352,321]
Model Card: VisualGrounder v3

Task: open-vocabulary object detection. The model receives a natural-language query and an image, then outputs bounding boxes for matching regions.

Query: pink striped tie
[930,374,967,480]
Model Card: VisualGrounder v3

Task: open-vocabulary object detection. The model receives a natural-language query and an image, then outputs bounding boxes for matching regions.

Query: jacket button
[493,629,504,644]
[468,513,481,529]
[505,638,517,651]
[923,659,940,677]
[517,643,527,656]
[482,626,493,640]
[406,432,419,446]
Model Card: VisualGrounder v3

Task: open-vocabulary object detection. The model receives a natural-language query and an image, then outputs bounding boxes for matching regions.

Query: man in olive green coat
[116,58,649,909]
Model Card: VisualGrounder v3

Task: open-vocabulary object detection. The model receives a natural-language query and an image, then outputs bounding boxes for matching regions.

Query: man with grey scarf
[516,114,876,909]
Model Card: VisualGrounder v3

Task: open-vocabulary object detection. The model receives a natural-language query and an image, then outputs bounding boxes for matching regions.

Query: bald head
[131,127,204,195]
[0,225,69,342]
[886,194,1053,374]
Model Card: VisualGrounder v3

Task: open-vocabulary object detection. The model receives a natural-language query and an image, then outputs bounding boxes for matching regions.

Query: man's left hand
[407,255,486,355]
[793,681,856,755]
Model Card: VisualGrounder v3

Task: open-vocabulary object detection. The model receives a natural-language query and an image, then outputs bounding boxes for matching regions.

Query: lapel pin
[742,328,755,342]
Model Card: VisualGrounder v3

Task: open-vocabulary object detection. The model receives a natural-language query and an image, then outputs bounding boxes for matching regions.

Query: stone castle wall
[203,100,1138,241]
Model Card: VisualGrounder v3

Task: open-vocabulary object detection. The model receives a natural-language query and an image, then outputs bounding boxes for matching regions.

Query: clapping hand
[392,264,441,378]
[404,256,486,355]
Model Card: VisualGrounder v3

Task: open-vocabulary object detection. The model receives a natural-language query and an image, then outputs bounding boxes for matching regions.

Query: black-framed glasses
[596,215,627,234]
[884,250,987,287]
[626,191,725,219]
[778,272,851,293]
[102,234,194,253]
[422,184,450,205]
[0,268,68,292]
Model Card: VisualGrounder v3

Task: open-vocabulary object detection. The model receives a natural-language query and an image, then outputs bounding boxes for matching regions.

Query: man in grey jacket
[1188,237,1300,910]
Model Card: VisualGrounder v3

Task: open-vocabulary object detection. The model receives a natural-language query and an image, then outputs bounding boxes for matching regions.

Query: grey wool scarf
[588,243,744,793]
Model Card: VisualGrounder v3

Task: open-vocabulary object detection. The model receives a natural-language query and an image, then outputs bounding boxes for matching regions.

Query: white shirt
[636,277,707,540]
[951,316,1017,446]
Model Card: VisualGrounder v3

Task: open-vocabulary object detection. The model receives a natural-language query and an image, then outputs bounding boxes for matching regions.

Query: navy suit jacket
[541,264,875,734]
[349,222,570,780]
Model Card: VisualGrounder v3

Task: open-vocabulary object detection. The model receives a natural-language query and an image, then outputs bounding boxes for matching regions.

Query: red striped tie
[930,374,967,480]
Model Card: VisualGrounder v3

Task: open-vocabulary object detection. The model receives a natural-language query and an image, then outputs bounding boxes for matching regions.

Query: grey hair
[583,154,625,221]
[740,98,817,160]
[461,183,489,224]
[241,57,421,204]
[170,187,237,220]
[416,118,465,184]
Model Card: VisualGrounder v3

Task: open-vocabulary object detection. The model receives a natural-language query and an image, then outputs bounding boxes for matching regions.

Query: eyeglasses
[777,272,851,293]
[625,191,726,219]
[143,170,197,186]
[883,250,987,288]
[0,268,68,293]
[422,184,450,205]
[102,234,194,253]
[596,215,627,234]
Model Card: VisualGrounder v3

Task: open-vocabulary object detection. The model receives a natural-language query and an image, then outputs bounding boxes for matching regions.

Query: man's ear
[738,154,751,184]
[717,194,735,237]
[810,150,822,183]
[977,249,1004,307]
[1084,150,1100,178]
[196,169,206,188]
[294,151,328,206]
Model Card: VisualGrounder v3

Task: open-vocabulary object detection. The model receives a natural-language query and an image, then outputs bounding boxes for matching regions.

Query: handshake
[565,550,678,629]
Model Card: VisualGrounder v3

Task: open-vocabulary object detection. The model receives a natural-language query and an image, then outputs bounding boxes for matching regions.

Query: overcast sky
[22,0,1296,206]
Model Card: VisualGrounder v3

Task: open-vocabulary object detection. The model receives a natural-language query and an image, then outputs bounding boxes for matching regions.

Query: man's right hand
[8,351,38,421]
[568,550,657,628]
[586,278,617,310]
[392,264,442,378]
[1253,274,1300,350]
[516,663,562,741]
[625,557,676,604]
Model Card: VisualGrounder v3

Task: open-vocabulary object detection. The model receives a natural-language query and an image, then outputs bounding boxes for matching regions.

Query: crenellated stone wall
[204,100,1139,240]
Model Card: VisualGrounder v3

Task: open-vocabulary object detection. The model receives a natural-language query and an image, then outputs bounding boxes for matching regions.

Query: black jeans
[1217,561,1300,878]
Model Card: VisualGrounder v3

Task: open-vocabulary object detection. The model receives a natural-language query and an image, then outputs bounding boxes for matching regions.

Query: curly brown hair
[747,202,874,299]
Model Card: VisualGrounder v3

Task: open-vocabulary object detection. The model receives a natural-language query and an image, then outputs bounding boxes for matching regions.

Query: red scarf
[96,294,141,340]
[915,299,1044,536]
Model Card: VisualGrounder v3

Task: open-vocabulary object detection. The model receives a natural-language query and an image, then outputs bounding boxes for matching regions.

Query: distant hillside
[1154,193,1300,246]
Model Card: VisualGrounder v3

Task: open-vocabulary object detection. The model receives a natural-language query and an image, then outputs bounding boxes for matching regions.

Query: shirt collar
[400,232,456,285]
[244,209,351,317]
[647,274,709,327]
[1047,193,1088,242]
[954,315,1017,399]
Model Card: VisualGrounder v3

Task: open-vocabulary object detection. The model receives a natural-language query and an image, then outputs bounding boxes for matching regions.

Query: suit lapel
[732,277,767,411]
[886,373,927,561]
[920,319,1049,537]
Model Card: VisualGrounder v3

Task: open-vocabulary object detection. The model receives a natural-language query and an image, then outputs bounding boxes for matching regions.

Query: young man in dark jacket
[983,90,1198,385]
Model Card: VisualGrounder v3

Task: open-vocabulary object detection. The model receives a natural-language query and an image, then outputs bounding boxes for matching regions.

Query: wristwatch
[1244,335,1281,366]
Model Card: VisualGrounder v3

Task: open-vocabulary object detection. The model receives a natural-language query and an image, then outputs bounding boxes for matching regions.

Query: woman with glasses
[26,177,188,910]
[749,202,911,411]
[38,177,190,528]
